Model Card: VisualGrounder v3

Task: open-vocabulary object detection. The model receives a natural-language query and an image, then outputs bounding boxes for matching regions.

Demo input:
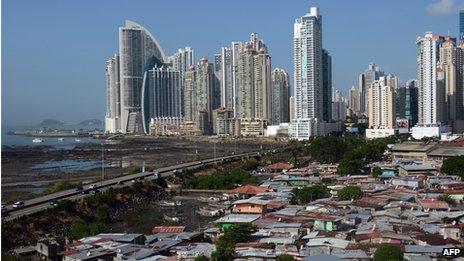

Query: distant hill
[38,119,66,126]
[78,119,103,126]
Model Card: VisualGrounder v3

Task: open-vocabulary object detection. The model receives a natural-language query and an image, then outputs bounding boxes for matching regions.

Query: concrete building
[332,89,346,122]
[235,34,271,122]
[105,54,121,133]
[349,86,361,116]
[219,47,234,110]
[292,7,331,140]
[119,20,166,134]
[271,68,290,124]
[322,49,332,122]
[413,32,445,139]
[183,58,214,135]
[359,63,384,115]
[141,66,182,134]
[438,37,464,132]
[366,76,396,139]
[239,118,267,137]
[396,80,419,128]
[212,107,237,136]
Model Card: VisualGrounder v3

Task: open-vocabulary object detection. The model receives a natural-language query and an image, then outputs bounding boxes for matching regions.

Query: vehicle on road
[12,201,25,208]
[75,185,83,191]
[50,200,58,207]
[88,184,96,190]
[153,172,159,178]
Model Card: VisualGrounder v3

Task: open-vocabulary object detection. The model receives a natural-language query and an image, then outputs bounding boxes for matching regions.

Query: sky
[2,0,464,126]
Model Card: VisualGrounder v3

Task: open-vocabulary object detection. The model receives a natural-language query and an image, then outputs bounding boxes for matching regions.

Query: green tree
[374,243,403,261]
[372,167,382,178]
[337,186,363,200]
[95,204,111,223]
[211,223,256,261]
[131,181,143,191]
[42,180,75,195]
[437,194,455,205]
[194,255,209,261]
[441,156,464,179]
[276,255,295,261]
[306,136,347,163]
[290,184,330,204]
[187,169,257,190]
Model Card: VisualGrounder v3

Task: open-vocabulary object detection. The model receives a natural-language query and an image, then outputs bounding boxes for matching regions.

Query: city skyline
[3,0,464,125]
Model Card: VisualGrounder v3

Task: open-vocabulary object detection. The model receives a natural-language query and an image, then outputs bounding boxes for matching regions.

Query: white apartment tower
[291,7,325,140]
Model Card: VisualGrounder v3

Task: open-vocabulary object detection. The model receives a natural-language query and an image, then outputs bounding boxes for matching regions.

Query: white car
[12,201,25,208]
[88,184,96,190]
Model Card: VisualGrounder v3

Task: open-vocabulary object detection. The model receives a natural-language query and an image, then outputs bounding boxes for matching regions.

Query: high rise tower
[105,54,121,133]
[119,20,166,134]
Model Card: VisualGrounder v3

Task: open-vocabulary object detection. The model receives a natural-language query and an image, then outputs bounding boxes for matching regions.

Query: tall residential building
[167,47,195,115]
[368,76,396,129]
[253,46,272,120]
[183,57,214,134]
[219,47,234,109]
[292,7,329,140]
[332,89,346,122]
[212,54,222,110]
[105,54,121,133]
[118,20,166,134]
[167,47,195,75]
[405,80,419,127]
[141,66,182,133]
[271,68,290,124]
[348,86,361,116]
[439,37,464,125]
[322,49,332,122]
[416,32,445,126]
[359,63,384,115]
[294,7,323,121]
[235,34,271,121]
[231,42,243,116]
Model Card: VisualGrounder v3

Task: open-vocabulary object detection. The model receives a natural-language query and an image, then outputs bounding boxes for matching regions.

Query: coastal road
[3,149,276,221]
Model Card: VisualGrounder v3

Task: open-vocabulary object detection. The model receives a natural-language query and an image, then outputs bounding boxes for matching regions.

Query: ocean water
[2,124,103,149]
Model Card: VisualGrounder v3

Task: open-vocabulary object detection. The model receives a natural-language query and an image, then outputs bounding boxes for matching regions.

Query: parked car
[12,201,25,209]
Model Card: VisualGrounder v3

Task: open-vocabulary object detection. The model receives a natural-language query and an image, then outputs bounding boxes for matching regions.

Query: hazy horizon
[3,0,463,125]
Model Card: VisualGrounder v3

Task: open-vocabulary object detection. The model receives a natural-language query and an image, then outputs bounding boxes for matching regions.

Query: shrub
[337,186,363,200]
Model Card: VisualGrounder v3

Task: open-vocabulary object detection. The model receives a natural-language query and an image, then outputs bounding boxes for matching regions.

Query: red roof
[152,226,185,233]
[419,198,450,210]
[229,184,269,195]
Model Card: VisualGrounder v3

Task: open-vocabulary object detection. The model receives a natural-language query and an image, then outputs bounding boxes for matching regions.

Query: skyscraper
[294,7,323,120]
[235,34,271,121]
[291,7,326,140]
[368,76,396,130]
[416,32,445,126]
[219,47,234,110]
[167,47,195,116]
[331,89,346,122]
[119,20,166,134]
[105,54,121,133]
[348,86,361,116]
[141,66,182,133]
[405,79,419,127]
[322,49,332,122]
[183,58,214,134]
[359,63,384,115]
[271,68,290,124]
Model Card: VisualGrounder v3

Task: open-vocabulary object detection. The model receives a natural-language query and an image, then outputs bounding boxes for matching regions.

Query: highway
[2,150,273,221]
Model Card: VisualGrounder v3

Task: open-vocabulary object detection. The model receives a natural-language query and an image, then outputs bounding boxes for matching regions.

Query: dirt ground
[1,136,285,202]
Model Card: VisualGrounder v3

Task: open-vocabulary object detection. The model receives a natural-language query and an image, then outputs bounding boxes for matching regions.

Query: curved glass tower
[119,20,166,133]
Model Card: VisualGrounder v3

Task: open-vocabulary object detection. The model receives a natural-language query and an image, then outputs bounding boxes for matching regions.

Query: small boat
[74,138,81,142]
[32,138,44,143]
[58,138,65,142]
[160,201,182,207]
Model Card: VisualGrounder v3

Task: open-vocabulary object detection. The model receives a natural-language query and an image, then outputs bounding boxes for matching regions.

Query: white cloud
[426,0,464,16]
